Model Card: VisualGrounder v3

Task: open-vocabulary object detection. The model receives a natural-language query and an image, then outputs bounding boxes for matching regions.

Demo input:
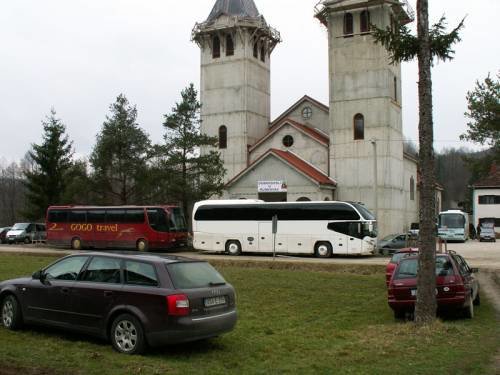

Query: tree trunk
[415,0,437,324]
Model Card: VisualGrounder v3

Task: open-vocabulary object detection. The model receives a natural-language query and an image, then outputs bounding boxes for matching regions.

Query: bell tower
[192,0,281,181]
[316,0,414,236]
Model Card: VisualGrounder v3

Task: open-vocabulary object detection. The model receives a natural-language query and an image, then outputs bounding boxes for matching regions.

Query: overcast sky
[1,0,498,165]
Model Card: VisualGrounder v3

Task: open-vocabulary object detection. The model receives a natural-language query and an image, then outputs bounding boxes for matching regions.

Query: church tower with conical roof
[192,0,281,181]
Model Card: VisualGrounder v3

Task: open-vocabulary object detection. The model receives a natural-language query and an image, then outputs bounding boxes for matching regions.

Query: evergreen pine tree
[24,109,73,220]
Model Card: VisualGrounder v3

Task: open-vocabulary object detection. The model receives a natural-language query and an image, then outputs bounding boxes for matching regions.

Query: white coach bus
[192,200,377,257]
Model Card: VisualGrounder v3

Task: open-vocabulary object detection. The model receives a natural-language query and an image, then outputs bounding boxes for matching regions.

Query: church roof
[271,95,329,127]
[226,149,337,188]
[206,0,260,22]
[250,118,329,154]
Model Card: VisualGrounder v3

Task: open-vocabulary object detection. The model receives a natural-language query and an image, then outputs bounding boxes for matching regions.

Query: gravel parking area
[0,239,499,269]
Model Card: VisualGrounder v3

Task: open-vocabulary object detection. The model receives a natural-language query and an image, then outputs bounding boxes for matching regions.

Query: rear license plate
[204,296,227,307]
[411,289,438,297]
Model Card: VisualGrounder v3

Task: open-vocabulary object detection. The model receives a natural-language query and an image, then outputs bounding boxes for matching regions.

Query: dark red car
[0,227,11,244]
[388,252,480,319]
[0,253,237,354]
[385,248,418,286]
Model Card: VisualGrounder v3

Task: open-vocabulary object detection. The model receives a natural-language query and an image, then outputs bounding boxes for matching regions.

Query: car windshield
[390,251,416,264]
[12,223,29,230]
[382,234,397,241]
[166,262,226,289]
[394,256,454,279]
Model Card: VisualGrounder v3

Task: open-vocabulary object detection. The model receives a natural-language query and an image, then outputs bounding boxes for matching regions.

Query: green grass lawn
[0,254,498,375]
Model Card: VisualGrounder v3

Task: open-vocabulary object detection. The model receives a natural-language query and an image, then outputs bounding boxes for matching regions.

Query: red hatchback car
[385,248,418,286]
[388,251,480,319]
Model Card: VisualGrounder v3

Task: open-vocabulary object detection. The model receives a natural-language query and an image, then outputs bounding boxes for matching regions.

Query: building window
[478,195,500,204]
[282,135,294,148]
[260,46,266,62]
[353,114,364,140]
[297,197,311,202]
[302,106,312,120]
[253,42,258,58]
[344,13,354,36]
[219,125,227,149]
[410,176,415,201]
[360,10,370,33]
[212,35,221,58]
[226,35,234,56]
[394,76,398,102]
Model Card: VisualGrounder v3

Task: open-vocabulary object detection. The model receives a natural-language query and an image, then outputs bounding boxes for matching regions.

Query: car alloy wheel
[111,314,145,355]
[1,295,22,330]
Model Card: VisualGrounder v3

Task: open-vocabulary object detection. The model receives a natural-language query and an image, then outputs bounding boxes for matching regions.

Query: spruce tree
[90,94,151,205]
[159,84,225,221]
[24,109,73,220]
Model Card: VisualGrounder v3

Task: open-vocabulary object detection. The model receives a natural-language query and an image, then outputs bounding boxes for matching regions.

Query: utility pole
[371,139,379,221]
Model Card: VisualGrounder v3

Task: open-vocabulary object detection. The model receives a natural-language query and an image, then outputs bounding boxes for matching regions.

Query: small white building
[472,165,500,236]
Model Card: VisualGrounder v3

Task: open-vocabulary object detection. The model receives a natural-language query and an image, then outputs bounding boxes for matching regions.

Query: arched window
[344,13,353,36]
[253,42,258,58]
[219,125,227,149]
[297,197,311,202]
[410,176,415,201]
[353,114,364,140]
[226,34,234,56]
[260,45,266,62]
[360,10,370,33]
[212,35,221,58]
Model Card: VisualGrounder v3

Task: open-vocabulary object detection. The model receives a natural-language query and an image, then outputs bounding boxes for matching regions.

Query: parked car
[408,223,419,238]
[0,227,11,244]
[479,224,496,242]
[377,233,408,255]
[6,223,46,244]
[388,251,480,319]
[0,253,237,354]
[385,248,419,286]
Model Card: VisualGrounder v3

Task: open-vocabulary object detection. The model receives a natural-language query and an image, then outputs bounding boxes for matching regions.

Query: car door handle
[104,291,113,297]
[61,287,70,294]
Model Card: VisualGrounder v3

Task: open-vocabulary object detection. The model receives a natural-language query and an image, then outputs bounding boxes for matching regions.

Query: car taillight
[167,294,190,316]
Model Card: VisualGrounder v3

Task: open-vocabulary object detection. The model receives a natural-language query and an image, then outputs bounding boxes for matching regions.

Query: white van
[6,223,46,244]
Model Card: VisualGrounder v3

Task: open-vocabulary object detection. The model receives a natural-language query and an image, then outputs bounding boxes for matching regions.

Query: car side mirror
[471,268,479,274]
[32,270,42,280]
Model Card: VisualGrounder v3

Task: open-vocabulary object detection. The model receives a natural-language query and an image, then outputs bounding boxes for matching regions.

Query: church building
[192,0,440,238]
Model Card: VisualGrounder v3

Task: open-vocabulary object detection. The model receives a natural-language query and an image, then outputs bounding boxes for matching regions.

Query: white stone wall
[403,156,419,231]
[283,101,330,135]
[250,124,329,174]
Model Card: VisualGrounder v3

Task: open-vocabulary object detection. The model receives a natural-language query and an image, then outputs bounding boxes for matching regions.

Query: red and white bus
[46,205,188,251]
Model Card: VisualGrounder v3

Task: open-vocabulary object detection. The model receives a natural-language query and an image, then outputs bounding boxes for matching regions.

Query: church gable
[272,95,330,135]
[250,119,329,174]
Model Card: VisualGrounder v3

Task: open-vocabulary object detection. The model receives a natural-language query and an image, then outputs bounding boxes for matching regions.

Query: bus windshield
[170,208,187,232]
[439,214,465,229]
[350,203,375,220]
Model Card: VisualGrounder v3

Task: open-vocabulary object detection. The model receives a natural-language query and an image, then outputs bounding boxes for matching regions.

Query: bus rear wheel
[136,239,148,252]
[315,242,332,258]
[226,241,241,256]
[71,237,82,250]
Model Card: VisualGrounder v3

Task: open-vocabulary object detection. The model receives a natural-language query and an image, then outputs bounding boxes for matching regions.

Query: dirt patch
[0,364,62,375]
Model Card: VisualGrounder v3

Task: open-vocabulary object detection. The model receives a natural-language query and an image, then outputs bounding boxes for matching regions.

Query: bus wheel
[71,237,82,250]
[136,239,148,252]
[315,242,332,258]
[226,241,241,256]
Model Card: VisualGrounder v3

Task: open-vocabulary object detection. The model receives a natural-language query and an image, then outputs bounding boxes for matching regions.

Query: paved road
[1,240,499,270]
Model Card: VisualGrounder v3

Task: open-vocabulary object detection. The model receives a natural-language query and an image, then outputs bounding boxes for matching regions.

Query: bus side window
[147,209,169,233]
[328,222,363,239]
